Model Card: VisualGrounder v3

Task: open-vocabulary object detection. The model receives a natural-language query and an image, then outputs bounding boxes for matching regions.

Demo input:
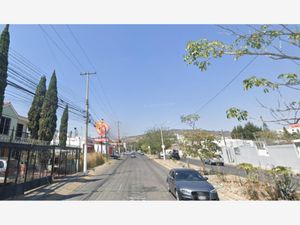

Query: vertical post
[84,74,89,175]
[14,150,21,184]
[81,72,96,175]
[117,121,121,155]
[58,150,62,176]
[105,128,109,162]
[51,147,55,177]
[221,130,231,163]
[65,150,68,176]
[160,127,166,160]
[4,147,12,184]
[24,149,30,183]
[32,151,37,181]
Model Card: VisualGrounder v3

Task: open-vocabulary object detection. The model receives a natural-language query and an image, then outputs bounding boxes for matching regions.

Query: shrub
[79,152,105,171]
[265,166,297,200]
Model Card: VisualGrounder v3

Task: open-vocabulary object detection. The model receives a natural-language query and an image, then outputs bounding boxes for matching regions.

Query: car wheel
[175,189,181,200]
[167,183,171,192]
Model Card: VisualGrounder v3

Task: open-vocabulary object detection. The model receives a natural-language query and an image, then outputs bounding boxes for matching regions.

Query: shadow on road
[19,192,85,201]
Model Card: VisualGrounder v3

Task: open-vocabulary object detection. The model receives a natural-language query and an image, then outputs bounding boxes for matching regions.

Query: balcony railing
[0,129,49,146]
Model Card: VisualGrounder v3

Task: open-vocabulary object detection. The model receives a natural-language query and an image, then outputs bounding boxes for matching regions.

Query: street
[21,154,175,200]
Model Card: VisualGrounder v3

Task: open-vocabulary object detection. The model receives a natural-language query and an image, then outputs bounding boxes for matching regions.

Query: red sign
[95,120,109,137]
[94,138,109,143]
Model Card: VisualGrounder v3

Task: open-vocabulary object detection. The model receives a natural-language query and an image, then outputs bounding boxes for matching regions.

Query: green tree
[262,122,269,131]
[231,125,244,139]
[38,71,58,142]
[184,25,300,125]
[243,122,262,140]
[27,76,46,139]
[180,113,200,130]
[59,105,68,147]
[0,25,10,117]
[180,130,220,171]
[137,127,176,154]
[231,122,262,140]
[180,113,200,166]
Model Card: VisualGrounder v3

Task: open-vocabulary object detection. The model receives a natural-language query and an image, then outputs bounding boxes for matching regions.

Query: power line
[66,25,97,71]
[42,25,106,123]
[194,56,258,114]
[50,25,85,70]
[66,25,119,122]
[9,49,84,109]
[38,25,82,71]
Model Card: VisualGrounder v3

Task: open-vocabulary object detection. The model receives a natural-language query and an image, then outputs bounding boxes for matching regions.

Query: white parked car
[204,155,224,166]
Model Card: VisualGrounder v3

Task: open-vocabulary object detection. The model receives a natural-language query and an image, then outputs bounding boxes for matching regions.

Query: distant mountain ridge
[123,129,231,142]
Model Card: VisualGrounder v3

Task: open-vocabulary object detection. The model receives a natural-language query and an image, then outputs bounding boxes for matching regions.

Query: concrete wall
[221,142,300,172]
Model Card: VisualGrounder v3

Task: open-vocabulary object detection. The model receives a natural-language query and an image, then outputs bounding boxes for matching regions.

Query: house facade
[0,102,28,141]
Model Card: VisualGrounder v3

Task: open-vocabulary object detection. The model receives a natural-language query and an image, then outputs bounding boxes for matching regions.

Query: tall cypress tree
[28,76,46,139]
[0,25,10,117]
[38,71,58,142]
[59,105,68,146]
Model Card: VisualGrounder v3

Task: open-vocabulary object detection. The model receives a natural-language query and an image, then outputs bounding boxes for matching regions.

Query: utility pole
[81,72,96,175]
[117,121,121,155]
[221,130,231,163]
[160,127,166,160]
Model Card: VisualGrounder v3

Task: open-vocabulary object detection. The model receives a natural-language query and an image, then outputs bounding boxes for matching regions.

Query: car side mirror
[204,177,208,181]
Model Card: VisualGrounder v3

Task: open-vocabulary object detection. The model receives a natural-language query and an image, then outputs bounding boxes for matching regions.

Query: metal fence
[0,141,81,200]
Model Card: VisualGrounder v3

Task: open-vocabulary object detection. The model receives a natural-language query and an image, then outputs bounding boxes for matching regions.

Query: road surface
[22,154,175,200]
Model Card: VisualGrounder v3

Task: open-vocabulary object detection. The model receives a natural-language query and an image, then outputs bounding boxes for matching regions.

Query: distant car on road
[204,155,224,166]
[166,168,219,200]
[130,153,136,158]
[111,152,120,159]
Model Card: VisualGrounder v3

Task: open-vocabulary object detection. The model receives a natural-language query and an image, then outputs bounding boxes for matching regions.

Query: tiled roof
[288,124,300,128]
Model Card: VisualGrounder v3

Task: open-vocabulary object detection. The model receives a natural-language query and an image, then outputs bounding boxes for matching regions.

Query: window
[0,117,11,135]
[16,123,24,137]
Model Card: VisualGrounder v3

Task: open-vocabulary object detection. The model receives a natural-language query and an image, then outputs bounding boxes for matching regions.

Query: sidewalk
[17,160,117,200]
[147,154,248,200]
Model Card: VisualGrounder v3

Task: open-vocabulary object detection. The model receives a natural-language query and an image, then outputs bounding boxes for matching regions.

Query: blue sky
[1,24,299,138]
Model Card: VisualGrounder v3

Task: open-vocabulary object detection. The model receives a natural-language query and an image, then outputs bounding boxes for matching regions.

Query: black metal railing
[0,141,81,200]
[0,129,49,145]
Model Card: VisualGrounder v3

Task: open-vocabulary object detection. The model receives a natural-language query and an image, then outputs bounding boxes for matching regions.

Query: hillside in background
[123,129,231,143]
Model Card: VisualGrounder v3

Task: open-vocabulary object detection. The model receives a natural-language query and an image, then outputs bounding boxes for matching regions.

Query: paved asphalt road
[24,154,175,200]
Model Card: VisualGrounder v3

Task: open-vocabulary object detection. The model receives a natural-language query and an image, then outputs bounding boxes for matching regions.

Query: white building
[286,124,300,134]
